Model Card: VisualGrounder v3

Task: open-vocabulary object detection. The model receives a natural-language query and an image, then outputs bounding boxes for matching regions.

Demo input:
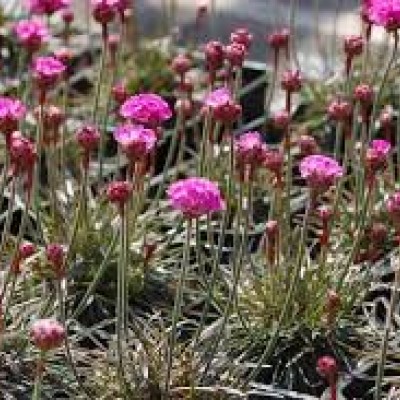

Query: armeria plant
[1,0,400,399]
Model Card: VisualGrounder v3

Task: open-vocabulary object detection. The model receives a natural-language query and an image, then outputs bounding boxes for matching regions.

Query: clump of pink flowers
[167,177,225,219]
[25,0,70,16]
[30,318,65,352]
[367,0,400,30]
[120,93,172,128]
[13,19,49,53]
[300,155,343,196]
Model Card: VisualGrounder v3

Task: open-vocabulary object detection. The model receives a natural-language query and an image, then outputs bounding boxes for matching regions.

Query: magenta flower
[368,0,400,30]
[9,132,36,174]
[230,27,253,51]
[76,125,100,153]
[25,0,70,15]
[204,88,241,124]
[235,131,266,167]
[387,192,400,224]
[0,97,27,138]
[120,94,172,128]
[30,319,65,352]
[91,0,119,25]
[114,123,157,162]
[300,155,343,194]
[365,139,392,178]
[204,87,232,108]
[107,181,132,209]
[167,177,225,219]
[32,56,66,91]
[13,19,49,53]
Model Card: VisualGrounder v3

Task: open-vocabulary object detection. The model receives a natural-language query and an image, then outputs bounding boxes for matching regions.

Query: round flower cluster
[13,19,49,53]
[25,0,70,15]
[167,177,225,219]
[365,139,391,179]
[235,131,266,171]
[76,125,101,153]
[204,88,241,124]
[107,181,133,208]
[300,155,343,195]
[32,56,66,91]
[367,0,400,30]
[0,97,27,139]
[9,132,36,179]
[30,318,65,352]
[120,94,172,128]
[114,123,157,162]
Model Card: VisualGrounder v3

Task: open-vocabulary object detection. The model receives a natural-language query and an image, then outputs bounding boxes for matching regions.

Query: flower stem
[165,218,192,396]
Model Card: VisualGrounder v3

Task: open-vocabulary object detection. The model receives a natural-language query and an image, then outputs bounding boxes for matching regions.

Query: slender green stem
[165,218,192,396]
[92,40,107,124]
[31,355,44,400]
[375,265,400,400]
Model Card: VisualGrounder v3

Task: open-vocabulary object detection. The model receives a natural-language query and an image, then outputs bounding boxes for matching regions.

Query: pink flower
[281,69,302,93]
[300,155,343,194]
[30,319,65,352]
[272,110,290,129]
[204,41,225,71]
[365,139,391,177]
[267,28,290,51]
[327,99,352,122]
[13,19,49,53]
[19,242,36,259]
[387,192,400,223]
[120,94,172,128]
[62,8,74,24]
[91,0,119,25]
[235,131,266,168]
[230,28,253,50]
[32,56,66,91]
[46,243,66,278]
[107,181,132,208]
[171,54,192,77]
[204,88,232,108]
[25,0,70,15]
[76,125,101,153]
[225,42,246,68]
[9,132,36,176]
[204,88,241,124]
[368,0,400,30]
[113,123,157,162]
[344,35,364,57]
[317,356,338,379]
[167,177,225,219]
[0,97,27,138]
[354,83,374,104]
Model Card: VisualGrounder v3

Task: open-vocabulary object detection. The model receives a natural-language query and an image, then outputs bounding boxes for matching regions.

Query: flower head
[225,42,246,68]
[30,319,65,352]
[235,132,266,167]
[107,181,132,208]
[344,35,364,57]
[171,54,192,77]
[120,94,172,128]
[204,41,225,71]
[317,356,338,381]
[114,123,157,162]
[32,56,66,91]
[75,125,101,153]
[300,155,343,194]
[281,69,302,93]
[13,19,49,53]
[46,243,66,278]
[167,177,225,219]
[0,97,27,137]
[230,28,253,50]
[267,28,290,51]
[365,139,392,177]
[368,0,400,30]
[9,132,36,176]
[298,135,318,156]
[354,83,374,105]
[62,8,74,24]
[204,88,241,124]
[25,0,70,15]
[327,99,352,122]
[387,191,400,224]
[91,0,118,25]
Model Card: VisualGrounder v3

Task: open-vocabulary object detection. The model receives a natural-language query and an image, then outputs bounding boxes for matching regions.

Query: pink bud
[62,8,74,24]
[230,28,253,51]
[272,110,290,130]
[46,243,66,278]
[171,54,192,77]
[106,181,132,208]
[344,35,364,58]
[75,125,101,153]
[267,28,290,51]
[354,83,374,105]
[327,99,352,122]
[112,82,129,105]
[19,242,36,259]
[281,69,302,93]
[225,42,246,68]
[30,318,65,352]
[204,41,225,72]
